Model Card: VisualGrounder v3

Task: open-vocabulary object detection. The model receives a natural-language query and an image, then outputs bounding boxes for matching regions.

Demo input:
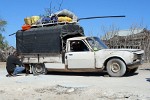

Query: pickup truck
[16,24,144,77]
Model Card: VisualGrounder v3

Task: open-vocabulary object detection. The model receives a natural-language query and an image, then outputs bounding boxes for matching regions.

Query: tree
[0,19,7,31]
[101,23,150,62]
[101,24,120,48]
[44,0,64,16]
[0,19,8,50]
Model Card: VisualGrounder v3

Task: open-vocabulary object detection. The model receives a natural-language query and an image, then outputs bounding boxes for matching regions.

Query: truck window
[87,37,108,51]
[70,40,89,52]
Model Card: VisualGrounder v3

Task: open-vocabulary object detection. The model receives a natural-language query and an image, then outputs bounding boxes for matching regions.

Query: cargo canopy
[16,24,84,54]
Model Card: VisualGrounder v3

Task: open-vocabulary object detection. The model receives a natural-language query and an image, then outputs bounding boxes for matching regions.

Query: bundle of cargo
[24,17,32,25]
[58,16,72,22]
[36,15,58,24]
[22,9,78,31]
[22,16,40,30]
[22,24,31,31]
[55,9,78,23]
[24,16,40,25]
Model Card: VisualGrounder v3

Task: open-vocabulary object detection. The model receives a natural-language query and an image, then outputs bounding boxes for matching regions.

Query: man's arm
[14,57,24,67]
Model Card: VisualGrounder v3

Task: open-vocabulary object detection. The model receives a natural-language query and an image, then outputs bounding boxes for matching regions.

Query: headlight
[133,53,138,61]
[133,53,144,61]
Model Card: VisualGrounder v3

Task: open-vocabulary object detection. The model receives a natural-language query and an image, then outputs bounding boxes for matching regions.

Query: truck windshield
[86,37,108,51]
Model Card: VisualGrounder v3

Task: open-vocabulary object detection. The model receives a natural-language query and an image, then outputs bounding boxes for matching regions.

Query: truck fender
[103,56,126,70]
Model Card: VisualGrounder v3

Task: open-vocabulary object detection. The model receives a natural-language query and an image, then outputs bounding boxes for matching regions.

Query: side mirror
[94,47,98,51]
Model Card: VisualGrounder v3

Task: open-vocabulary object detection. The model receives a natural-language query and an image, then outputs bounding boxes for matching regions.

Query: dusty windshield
[86,37,108,51]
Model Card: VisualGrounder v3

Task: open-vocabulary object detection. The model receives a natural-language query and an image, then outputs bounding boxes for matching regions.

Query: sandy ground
[0,62,150,100]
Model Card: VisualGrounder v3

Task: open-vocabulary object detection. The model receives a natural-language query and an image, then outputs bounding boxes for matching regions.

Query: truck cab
[62,36,144,77]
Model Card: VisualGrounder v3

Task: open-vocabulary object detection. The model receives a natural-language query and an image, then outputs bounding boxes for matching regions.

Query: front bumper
[127,60,144,69]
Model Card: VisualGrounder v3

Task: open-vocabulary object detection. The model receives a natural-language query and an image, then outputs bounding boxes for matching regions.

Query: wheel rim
[35,64,43,73]
[110,62,121,73]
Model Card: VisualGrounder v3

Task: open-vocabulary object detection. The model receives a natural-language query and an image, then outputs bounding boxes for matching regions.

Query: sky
[0,0,150,47]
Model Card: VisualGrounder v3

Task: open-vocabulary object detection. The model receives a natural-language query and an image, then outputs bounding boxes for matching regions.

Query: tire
[32,63,47,75]
[106,58,126,77]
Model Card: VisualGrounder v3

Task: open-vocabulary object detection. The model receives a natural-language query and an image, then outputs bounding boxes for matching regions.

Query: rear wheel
[32,63,47,75]
[106,58,126,77]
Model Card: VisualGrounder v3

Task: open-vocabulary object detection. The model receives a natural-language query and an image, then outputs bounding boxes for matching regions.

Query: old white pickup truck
[64,36,144,77]
[16,24,144,77]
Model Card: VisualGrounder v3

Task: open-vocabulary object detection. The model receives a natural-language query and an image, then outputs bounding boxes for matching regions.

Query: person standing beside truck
[6,51,25,77]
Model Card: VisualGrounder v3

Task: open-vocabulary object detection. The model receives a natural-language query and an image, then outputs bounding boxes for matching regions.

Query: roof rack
[31,21,77,28]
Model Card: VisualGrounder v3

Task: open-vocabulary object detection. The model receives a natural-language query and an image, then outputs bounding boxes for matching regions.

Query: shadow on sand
[140,68,150,71]
[46,71,108,77]
[45,71,138,77]
[146,78,150,82]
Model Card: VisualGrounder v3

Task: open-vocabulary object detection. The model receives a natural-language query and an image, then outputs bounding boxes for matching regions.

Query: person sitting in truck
[70,41,77,51]
[6,51,25,77]
[70,40,89,52]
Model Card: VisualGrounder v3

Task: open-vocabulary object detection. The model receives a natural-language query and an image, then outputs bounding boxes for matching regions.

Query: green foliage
[0,19,8,50]
[0,20,7,31]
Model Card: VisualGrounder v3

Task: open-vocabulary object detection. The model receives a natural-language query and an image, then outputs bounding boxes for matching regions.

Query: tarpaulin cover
[16,24,84,54]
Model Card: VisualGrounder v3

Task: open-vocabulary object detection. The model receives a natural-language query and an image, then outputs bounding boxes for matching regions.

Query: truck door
[65,40,95,69]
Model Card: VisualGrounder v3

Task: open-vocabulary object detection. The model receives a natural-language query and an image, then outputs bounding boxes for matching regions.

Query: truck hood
[102,49,144,54]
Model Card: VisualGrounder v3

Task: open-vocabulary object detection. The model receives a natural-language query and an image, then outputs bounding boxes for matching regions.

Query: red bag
[22,24,31,31]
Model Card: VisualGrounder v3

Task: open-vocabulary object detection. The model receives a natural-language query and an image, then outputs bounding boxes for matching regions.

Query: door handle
[69,54,73,56]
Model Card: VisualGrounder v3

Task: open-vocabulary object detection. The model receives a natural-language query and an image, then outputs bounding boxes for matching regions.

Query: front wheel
[32,63,47,75]
[106,58,126,77]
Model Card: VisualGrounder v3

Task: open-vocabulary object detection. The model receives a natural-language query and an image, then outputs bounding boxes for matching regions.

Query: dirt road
[0,62,150,100]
